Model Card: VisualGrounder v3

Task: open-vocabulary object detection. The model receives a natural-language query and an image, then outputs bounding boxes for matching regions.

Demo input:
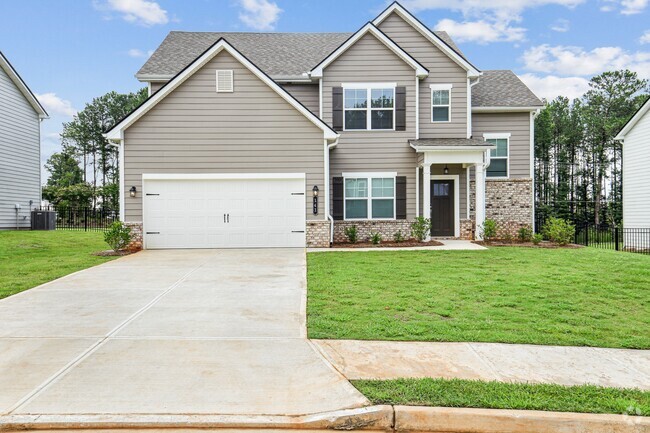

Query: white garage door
[142,174,306,249]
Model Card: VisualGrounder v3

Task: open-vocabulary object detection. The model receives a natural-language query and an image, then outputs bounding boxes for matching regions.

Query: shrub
[518,226,533,242]
[480,219,498,241]
[543,217,575,246]
[410,217,431,242]
[532,233,543,245]
[503,232,514,243]
[104,221,132,252]
[370,231,382,245]
[344,225,358,244]
[393,230,405,243]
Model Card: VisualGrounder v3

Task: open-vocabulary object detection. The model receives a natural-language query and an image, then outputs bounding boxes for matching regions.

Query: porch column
[423,164,431,241]
[475,163,486,240]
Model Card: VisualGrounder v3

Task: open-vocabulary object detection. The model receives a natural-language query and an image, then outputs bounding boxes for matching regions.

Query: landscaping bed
[0,230,118,299]
[307,247,650,348]
[353,378,649,416]
[473,240,583,249]
[332,240,444,248]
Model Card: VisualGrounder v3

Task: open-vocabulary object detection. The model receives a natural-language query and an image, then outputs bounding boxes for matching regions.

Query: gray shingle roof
[472,70,543,107]
[409,138,492,147]
[136,30,465,80]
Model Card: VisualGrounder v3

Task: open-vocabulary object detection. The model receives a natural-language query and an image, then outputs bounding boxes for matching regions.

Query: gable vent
[216,70,234,93]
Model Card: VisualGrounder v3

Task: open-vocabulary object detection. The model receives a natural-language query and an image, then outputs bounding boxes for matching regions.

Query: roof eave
[615,97,650,141]
[0,51,49,117]
[472,106,543,113]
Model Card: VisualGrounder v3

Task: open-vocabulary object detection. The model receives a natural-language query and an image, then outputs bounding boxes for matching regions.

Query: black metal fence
[39,206,118,231]
[573,224,650,255]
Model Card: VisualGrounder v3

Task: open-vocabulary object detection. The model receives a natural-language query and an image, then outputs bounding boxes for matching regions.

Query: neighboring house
[106,2,543,249]
[0,51,48,229]
[615,97,650,249]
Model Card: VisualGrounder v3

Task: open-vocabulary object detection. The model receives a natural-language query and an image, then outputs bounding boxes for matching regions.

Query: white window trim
[483,133,510,179]
[343,172,397,221]
[342,83,397,132]
[430,174,460,238]
[431,84,452,123]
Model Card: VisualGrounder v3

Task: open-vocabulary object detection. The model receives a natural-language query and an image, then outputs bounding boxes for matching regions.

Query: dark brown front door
[430,180,454,237]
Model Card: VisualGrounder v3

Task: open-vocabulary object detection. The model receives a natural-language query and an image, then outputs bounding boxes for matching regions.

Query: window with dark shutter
[332,87,343,131]
[396,176,407,219]
[395,87,406,131]
[332,177,344,220]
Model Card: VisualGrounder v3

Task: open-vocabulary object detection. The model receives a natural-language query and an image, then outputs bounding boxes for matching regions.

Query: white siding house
[615,97,650,249]
[0,51,48,229]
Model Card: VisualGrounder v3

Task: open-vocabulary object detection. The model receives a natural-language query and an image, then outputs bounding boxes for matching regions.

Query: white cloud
[127,48,153,58]
[519,73,590,100]
[35,93,77,118]
[522,44,650,78]
[97,0,168,26]
[640,30,650,44]
[238,0,282,31]
[600,0,648,14]
[550,18,570,32]
[434,18,525,44]
[402,0,584,16]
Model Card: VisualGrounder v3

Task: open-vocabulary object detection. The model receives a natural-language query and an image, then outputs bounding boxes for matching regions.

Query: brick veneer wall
[125,222,143,250]
[306,220,331,248]
[333,220,413,243]
[470,178,533,238]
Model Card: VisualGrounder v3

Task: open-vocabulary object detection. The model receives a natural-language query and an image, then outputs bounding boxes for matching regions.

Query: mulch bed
[472,240,583,249]
[92,249,138,257]
[332,240,444,248]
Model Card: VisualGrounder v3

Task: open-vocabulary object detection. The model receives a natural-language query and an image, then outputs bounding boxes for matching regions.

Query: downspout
[530,108,540,231]
[325,137,339,244]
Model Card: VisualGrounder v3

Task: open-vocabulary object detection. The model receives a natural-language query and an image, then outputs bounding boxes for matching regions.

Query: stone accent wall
[460,219,474,240]
[333,220,413,243]
[470,178,533,238]
[306,220,331,248]
[125,222,143,250]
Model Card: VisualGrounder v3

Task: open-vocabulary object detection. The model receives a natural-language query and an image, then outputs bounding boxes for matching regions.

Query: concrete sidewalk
[0,249,367,417]
[313,340,650,390]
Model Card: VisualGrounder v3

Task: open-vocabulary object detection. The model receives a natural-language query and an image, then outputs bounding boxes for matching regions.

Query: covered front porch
[411,138,495,240]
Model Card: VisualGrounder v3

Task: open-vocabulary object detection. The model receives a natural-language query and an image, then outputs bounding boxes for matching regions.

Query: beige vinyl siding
[281,83,319,115]
[150,81,166,94]
[472,112,531,179]
[622,109,650,228]
[0,66,41,229]
[418,164,468,219]
[321,32,419,219]
[124,50,326,222]
[377,12,468,139]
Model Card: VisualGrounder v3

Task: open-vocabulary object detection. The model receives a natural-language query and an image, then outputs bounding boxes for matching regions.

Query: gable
[0,52,48,118]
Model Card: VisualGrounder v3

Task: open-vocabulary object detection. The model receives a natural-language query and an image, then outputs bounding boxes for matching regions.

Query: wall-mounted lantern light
[130,186,137,198]
[444,165,449,175]
[312,185,319,215]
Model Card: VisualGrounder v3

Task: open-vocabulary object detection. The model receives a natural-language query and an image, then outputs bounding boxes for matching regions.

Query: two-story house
[106,2,543,249]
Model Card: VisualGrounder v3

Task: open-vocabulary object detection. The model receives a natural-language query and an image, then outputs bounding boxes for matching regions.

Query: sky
[0,0,648,182]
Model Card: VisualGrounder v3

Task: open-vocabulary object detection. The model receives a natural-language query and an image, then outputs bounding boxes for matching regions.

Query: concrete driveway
[0,249,367,416]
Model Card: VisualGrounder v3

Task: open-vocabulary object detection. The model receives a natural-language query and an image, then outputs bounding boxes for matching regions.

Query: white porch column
[422,164,431,240]
[475,163,486,240]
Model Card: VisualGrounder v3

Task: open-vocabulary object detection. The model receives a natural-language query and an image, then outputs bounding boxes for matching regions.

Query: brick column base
[124,222,143,251]
[470,178,534,238]
[306,220,331,248]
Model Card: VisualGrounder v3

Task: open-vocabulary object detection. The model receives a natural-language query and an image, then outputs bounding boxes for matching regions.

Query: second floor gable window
[343,85,395,131]
[430,84,452,123]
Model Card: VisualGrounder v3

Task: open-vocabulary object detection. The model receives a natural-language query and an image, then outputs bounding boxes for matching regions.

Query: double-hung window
[430,84,452,122]
[344,174,396,219]
[343,84,395,130]
[485,134,510,178]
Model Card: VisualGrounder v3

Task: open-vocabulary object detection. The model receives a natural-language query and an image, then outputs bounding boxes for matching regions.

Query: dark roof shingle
[472,70,543,108]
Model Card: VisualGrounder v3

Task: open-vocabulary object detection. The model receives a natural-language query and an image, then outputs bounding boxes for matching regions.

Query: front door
[430,180,454,237]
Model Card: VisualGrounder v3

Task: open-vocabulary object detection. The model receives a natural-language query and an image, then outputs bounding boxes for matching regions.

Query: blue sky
[0,0,648,180]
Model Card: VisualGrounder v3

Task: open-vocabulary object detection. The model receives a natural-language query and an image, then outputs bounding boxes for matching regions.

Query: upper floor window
[343,84,395,131]
[430,84,452,123]
[485,133,510,178]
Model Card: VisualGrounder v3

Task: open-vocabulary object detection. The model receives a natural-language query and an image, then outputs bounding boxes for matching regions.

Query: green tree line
[535,70,649,227]
[43,88,147,209]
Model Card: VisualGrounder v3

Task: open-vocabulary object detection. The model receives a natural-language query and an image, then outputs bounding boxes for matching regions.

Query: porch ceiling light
[130,186,137,198]
[444,165,449,175]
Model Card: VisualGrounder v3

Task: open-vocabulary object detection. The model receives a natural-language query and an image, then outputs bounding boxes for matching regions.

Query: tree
[44,150,83,188]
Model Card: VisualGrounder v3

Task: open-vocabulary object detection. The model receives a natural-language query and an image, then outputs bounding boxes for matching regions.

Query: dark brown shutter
[396,176,407,219]
[332,87,343,131]
[395,86,406,131]
[332,177,344,220]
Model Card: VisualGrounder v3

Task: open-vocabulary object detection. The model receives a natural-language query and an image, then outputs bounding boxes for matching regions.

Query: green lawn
[307,248,650,349]
[354,378,649,416]
[0,230,117,299]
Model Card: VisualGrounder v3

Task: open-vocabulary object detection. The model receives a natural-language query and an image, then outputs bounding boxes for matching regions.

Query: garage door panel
[143,176,306,249]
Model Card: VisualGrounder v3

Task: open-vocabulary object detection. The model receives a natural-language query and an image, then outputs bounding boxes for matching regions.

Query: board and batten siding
[321,32,419,219]
[622,109,650,228]
[377,11,468,139]
[472,112,531,179]
[280,83,319,115]
[123,50,326,222]
[0,65,41,229]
